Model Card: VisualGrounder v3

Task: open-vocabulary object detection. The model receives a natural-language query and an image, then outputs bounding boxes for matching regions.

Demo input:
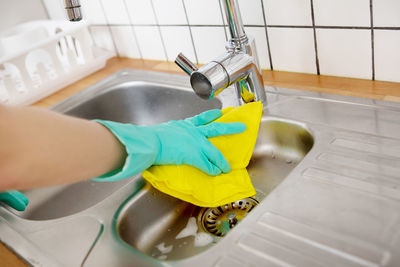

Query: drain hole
[198,197,258,237]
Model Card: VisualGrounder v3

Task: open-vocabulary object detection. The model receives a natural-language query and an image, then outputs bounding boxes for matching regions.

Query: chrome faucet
[63,0,265,104]
[175,0,266,105]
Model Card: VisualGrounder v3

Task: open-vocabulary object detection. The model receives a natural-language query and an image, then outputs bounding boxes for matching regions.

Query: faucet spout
[190,43,265,103]
[175,0,266,105]
[175,53,198,75]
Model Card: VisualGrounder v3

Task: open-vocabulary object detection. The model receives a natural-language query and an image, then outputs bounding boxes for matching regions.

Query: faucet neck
[175,0,266,105]
[222,0,248,47]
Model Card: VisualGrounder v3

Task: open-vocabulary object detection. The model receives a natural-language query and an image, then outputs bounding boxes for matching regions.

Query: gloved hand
[0,191,29,211]
[93,109,246,182]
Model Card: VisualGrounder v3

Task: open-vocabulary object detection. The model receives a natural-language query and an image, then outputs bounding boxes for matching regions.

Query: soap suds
[153,216,215,261]
[194,232,214,247]
[155,242,173,254]
[176,217,197,239]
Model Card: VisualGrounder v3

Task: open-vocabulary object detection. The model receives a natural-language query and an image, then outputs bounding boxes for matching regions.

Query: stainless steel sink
[3,70,399,267]
[18,79,221,220]
[116,117,314,260]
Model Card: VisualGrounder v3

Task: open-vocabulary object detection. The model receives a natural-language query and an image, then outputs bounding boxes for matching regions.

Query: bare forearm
[0,105,126,191]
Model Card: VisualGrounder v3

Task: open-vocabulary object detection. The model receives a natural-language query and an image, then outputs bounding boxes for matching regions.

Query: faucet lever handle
[175,53,198,75]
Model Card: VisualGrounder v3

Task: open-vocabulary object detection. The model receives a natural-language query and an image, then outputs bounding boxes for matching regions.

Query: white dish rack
[0,20,114,106]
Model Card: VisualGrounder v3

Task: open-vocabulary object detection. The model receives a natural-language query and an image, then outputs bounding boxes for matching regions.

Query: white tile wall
[153,0,187,25]
[42,0,66,21]
[184,0,224,25]
[313,0,370,27]
[317,29,372,79]
[125,0,157,25]
[110,26,141,58]
[81,0,107,25]
[263,0,312,26]
[374,30,400,82]
[373,0,400,27]
[38,0,400,82]
[90,26,117,54]
[238,0,264,25]
[100,0,130,24]
[268,28,316,74]
[134,26,166,61]
[160,26,196,62]
[191,27,226,63]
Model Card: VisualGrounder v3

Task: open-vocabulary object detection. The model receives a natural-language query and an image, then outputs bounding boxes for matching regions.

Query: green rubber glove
[93,109,246,182]
[0,191,29,211]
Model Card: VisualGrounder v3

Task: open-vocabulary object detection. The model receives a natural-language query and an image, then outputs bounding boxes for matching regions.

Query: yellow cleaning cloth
[142,101,263,207]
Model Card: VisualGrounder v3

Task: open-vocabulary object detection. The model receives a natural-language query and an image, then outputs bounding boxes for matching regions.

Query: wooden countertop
[0,242,28,267]
[32,57,400,108]
[3,56,400,266]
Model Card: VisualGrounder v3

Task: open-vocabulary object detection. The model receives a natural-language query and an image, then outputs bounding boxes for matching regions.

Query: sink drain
[198,198,258,237]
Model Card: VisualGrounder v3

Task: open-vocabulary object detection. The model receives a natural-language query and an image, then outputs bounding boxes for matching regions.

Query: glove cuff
[92,120,159,182]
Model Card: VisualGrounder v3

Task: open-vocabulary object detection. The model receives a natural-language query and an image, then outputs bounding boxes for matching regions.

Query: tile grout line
[374,26,400,30]
[310,0,320,75]
[122,0,143,59]
[98,0,119,56]
[370,0,375,80]
[260,0,274,70]
[218,0,229,41]
[182,0,199,64]
[89,23,400,30]
[149,0,169,61]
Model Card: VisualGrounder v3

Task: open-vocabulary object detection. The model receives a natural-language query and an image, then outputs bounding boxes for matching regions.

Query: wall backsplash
[41,0,400,83]
[0,0,48,32]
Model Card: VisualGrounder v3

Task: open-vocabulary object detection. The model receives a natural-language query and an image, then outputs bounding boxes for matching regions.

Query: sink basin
[116,117,314,261]
[18,81,221,220]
